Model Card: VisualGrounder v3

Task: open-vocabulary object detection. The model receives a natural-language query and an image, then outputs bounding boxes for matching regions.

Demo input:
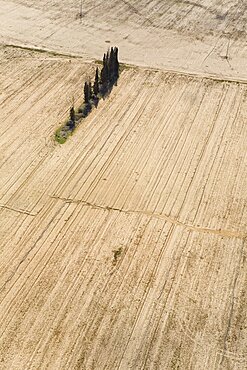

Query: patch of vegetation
[95,59,103,65]
[55,127,68,144]
[119,62,133,72]
[113,247,123,265]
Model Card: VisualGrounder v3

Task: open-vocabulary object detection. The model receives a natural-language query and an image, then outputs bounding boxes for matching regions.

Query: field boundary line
[50,196,246,240]
[3,43,247,85]
[1,42,89,60]
[0,204,37,216]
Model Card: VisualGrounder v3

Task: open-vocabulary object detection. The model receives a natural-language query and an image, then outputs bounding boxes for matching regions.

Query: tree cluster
[83,46,120,105]
[67,47,119,135]
[100,47,119,93]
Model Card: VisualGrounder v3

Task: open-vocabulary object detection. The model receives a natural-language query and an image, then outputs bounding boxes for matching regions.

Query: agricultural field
[0,44,247,369]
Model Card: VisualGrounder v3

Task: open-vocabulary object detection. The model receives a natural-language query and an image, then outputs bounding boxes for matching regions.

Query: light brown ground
[0,45,247,369]
[1,0,247,80]
[0,1,247,369]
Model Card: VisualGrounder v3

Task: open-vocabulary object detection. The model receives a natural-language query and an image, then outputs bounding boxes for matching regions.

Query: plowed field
[0,45,247,369]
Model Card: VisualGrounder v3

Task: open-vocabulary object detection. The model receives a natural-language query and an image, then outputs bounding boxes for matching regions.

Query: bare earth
[1,0,247,80]
[0,1,247,369]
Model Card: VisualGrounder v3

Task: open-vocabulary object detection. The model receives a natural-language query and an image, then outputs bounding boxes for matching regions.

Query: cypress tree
[69,106,75,130]
[106,49,110,66]
[84,82,89,104]
[100,53,109,92]
[100,54,106,85]
[103,53,106,67]
[105,49,110,84]
[70,106,75,122]
[88,81,92,101]
[109,47,115,84]
[93,67,99,96]
[114,47,119,80]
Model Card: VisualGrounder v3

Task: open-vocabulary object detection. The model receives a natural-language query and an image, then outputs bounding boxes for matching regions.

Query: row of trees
[68,47,120,131]
[84,46,119,104]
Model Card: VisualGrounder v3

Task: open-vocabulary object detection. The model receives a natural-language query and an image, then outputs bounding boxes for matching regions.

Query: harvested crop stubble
[0,45,247,369]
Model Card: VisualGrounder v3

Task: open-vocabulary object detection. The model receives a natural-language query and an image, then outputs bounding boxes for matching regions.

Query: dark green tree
[68,106,76,130]
[88,81,92,101]
[93,67,99,96]
[70,106,75,122]
[100,53,109,92]
[109,47,115,84]
[84,81,89,104]
[100,54,106,84]
[106,49,110,83]
[114,46,119,80]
